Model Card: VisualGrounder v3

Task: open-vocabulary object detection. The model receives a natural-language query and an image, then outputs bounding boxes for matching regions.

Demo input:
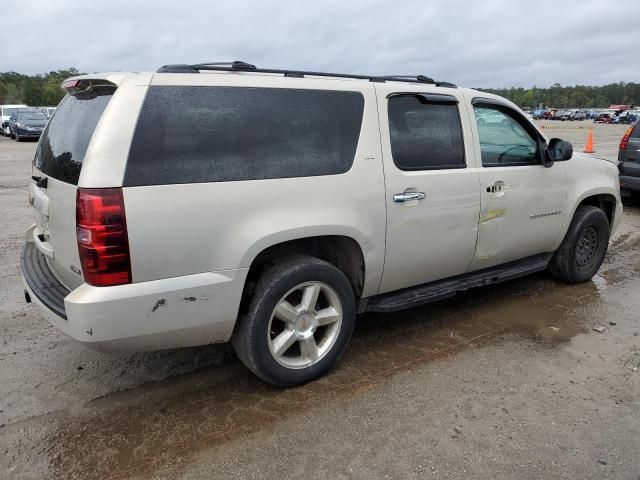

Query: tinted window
[631,121,640,138]
[388,95,465,170]
[34,88,114,185]
[124,86,364,186]
[474,105,539,167]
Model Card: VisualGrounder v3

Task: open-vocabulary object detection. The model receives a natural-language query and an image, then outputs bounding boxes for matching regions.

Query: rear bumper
[21,241,247,352]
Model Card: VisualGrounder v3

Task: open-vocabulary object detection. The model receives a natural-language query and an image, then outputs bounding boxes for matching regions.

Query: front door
[468,98,567,270]
[377,89,481,294]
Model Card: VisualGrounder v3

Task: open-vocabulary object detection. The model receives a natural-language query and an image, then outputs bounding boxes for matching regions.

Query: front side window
[473,104,539,167]
[388,95,465,170]
[125,86,364,186]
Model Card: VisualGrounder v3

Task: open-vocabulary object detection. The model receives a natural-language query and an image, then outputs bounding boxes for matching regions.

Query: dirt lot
[1,122,639,480]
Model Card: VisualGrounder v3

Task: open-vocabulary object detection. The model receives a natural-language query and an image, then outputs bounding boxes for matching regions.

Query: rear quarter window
[34,88,114,185]
[124,86,365,186]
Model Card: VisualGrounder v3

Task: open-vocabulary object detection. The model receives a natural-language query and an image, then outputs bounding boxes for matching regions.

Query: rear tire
[549,205,610,283]
[232,255,356,387]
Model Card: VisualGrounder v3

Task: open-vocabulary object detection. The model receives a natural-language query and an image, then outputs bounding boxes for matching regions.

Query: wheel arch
[240,234,367,312]
[557,188,619,248]
[575,192,617,227]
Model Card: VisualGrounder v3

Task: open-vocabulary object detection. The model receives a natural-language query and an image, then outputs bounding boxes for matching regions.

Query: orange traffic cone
[583,128,595,153]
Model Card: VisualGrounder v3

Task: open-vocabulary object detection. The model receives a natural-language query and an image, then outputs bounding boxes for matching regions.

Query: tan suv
[21,61,622,386]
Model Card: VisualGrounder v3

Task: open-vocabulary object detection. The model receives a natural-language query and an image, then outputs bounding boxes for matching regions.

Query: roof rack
[156,61,456,87]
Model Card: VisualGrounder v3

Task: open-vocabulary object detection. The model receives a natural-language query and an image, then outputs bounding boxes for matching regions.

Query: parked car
[20,64,622,386]
[613,111,638,125]
[8,109,48,141]
[594,113,613,123]
[618,121,640,201]
[573,110,587,121]
[556,110,573,121]
[532,109,546,119]
[1,104,28,136]
[475,110,509,126]
[36,106,57,118]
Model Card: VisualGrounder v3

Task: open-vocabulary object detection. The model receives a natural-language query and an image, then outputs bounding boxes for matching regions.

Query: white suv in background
[21,62,622,386]
[1,104,28,136]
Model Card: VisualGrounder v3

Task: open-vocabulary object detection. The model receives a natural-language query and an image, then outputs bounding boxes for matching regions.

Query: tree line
[482,82,639,109]
[0,69,80,106]
[1,68,638,109]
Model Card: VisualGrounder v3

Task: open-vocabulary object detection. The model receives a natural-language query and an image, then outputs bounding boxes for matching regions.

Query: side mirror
[546,138,573,165]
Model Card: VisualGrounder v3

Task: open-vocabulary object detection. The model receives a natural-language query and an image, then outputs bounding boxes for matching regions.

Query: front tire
[232,256,356,387]
[550,205,610,283]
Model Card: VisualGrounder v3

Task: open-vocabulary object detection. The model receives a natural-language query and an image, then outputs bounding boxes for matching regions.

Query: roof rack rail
[156,61,456,87]
[381,75,435,83]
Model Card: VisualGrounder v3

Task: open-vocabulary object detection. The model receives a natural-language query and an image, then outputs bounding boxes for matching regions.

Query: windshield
[18,111,47,121]
[34,87,115,185]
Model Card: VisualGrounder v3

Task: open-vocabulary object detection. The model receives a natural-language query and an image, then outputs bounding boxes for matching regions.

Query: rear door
[31,85,116,289]
[376,86,481,293]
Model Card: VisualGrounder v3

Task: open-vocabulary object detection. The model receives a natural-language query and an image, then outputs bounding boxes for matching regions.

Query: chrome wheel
[267,281,343,369]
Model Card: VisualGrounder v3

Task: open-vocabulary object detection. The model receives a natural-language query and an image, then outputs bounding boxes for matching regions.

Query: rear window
[34,88,114,185]
[124,86,364,186]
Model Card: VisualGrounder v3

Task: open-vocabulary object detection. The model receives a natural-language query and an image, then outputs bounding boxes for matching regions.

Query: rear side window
[124,86,365,186]
[34,88,114,185]
[388,95,465,170]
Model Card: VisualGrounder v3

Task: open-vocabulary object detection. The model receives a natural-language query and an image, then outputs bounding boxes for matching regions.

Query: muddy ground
[0,122,639,479]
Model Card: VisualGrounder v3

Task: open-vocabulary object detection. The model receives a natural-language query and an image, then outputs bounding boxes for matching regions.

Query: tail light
[620,127,633,150]
[76,188,131,286]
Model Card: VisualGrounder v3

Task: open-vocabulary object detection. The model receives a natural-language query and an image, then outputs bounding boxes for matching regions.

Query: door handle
[393,191,426,203]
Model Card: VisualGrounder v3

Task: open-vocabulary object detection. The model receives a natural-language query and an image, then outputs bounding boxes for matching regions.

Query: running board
[365,253,552,313]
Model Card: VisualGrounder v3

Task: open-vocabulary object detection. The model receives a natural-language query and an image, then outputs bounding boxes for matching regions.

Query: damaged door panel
[468,98,567,270]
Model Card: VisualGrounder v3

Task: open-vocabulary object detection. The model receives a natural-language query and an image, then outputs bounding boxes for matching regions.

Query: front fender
[557,156,622,247]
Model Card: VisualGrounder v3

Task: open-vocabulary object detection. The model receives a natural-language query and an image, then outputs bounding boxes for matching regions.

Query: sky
[4,0,639,88]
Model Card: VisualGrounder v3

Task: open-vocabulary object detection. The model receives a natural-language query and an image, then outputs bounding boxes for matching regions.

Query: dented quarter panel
[62,268,248,349]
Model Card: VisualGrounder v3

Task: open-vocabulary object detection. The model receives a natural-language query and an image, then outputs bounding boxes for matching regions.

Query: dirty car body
[20,64,623,386]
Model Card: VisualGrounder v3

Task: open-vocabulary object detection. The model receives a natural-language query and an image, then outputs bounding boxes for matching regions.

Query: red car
[594,113,612,124]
